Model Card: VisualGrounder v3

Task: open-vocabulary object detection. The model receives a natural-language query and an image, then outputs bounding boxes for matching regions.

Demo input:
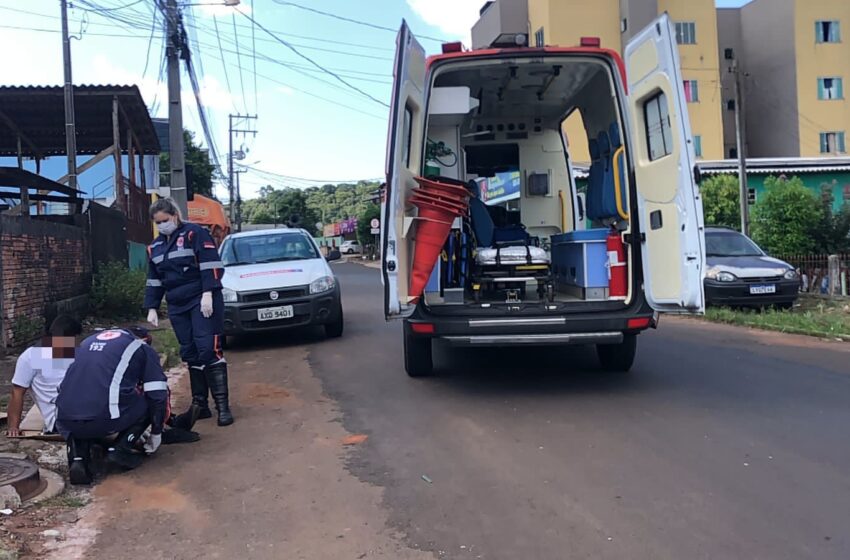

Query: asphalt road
[68,263,850,559]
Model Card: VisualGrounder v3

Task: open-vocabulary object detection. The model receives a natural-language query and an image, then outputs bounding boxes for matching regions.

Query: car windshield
[221,232,319,266]
[705,231,764,257]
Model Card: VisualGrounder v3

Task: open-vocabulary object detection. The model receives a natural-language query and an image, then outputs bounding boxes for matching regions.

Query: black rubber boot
[67,438,93,485]
[170,404,201,431]
[106,417,149,470]
[205,362,234,426]
[189,365,213,419]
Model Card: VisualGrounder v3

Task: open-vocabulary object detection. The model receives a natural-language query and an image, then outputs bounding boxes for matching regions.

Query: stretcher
[471,244,554,303]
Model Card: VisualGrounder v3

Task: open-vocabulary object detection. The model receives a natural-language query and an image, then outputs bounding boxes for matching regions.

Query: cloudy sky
[0,0,752,200]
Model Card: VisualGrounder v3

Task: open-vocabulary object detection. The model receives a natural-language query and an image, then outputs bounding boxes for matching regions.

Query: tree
[812,185,850,253]
[750,176,824,255]
[357,204,381,243]
[159,130,218,198]
[700,174,740,229]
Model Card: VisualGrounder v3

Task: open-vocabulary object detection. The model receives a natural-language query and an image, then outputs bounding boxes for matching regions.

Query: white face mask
[157,220,178,236]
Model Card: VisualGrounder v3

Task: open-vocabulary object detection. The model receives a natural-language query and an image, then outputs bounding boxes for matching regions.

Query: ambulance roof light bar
[489,33,529,49]
[580,36,601,47]
[441,41,464,53]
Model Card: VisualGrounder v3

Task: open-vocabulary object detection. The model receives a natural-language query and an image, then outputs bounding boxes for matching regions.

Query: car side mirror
[327,250,342,262]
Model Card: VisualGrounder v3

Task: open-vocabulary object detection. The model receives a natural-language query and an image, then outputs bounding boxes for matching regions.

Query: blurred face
[153,211,179,235]
[42,336,76,359]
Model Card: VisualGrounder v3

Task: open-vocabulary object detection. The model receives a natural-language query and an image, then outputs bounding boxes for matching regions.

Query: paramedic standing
[144,198,234,426]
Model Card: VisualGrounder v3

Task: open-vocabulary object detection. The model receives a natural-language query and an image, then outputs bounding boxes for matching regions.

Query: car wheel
[404,327,433,377]
[597,334,637,372]
[324,305,344,338]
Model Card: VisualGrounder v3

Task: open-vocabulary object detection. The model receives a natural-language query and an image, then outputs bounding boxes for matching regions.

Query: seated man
[5,315,82,437]
[56,326,170,485]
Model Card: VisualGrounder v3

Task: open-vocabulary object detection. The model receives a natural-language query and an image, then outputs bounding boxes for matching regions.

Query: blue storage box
[551,228,609,299]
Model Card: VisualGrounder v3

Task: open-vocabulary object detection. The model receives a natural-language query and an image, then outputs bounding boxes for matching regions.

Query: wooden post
[112,97,123,212]
[828,254,840,297]
[127,128,136,189]
[16,136,29,217]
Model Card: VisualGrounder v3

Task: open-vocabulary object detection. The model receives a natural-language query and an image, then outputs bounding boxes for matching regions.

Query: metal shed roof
[698,157,850,175]
[0,85,160,158]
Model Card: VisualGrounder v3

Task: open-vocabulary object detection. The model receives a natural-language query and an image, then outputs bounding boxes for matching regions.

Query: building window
[748,188,757,205]
[820,131,846,154]
[675,22,696,45]
[644,92,673,161]
[815,20,841,43]
[818,77,844,100]
[693,135,702,157]
[683,80,699,103]
[535,27,545,47]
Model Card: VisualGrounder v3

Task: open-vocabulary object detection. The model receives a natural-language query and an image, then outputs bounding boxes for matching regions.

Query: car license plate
[749,284,777,295]
[257,305,294,321]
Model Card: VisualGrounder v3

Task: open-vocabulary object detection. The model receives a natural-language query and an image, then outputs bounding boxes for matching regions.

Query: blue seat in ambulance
[608,123,628,217]
[587,132,616,220]
[585,138,604,221]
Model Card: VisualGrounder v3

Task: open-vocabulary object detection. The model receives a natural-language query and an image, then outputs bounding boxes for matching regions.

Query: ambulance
[382,14,705,377]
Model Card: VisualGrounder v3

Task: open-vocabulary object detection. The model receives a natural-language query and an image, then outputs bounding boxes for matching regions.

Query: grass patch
[704,297,850,339]
[151,322,181,368]
[39,494,89,509]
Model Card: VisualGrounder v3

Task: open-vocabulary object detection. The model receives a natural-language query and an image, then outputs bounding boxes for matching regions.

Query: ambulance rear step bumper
[441,331,624,346]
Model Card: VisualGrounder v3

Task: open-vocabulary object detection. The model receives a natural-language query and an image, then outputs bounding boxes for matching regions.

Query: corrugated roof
[698,156,850,174]
[0,85,160,157]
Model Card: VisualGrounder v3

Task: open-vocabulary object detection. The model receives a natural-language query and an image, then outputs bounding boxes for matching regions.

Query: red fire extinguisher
[606,229,627,300]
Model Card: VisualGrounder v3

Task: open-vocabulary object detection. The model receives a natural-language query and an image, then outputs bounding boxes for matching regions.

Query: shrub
[750,176,823,255]
[90,261,147,320]
[700,174,740,229]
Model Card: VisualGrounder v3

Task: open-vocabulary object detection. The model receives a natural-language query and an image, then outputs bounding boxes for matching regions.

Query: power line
[250,0,258,114]
[239,164,382,185]
[212,15,238,112]
[231,13,249,114]
[141,7,159,78]
[235,7,390,108]
[81,0,146,12]
[271,0,447,43]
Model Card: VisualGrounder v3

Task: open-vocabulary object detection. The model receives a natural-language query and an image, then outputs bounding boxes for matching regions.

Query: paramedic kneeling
[144,198,233,426]
[56,328,168,485]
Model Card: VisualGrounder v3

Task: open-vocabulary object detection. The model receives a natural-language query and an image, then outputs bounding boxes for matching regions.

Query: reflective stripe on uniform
[152,255,164,264]
[150,241,164,248]
[199,261,223,270]
[146,279,162,287]
[168,248,196,259]
[143,380,169,392]
[108,339,144,419]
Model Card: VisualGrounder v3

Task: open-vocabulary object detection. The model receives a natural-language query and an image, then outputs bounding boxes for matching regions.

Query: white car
[340,240,362,254]
[219,229,343,339]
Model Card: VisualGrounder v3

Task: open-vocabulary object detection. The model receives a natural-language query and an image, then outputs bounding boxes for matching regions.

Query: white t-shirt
[11,347,73,433]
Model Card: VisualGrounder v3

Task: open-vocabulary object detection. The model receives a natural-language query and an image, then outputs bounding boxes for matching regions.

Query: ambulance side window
[402,105,413,168]
[644,92,673,161]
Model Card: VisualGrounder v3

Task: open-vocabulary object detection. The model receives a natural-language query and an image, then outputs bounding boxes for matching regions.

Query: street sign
[370,228,380,235]
[370,218,380,228]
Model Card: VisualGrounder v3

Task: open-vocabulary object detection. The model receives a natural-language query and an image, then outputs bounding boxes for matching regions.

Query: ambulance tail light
[441,41,463,54]
[410,322,435,335]
[580,36,601,47]
[627,317,651,330]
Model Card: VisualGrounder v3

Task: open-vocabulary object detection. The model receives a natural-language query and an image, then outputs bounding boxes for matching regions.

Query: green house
[698,157,850,212]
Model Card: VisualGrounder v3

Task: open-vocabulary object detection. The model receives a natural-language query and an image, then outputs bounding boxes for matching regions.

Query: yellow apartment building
[723,0,850,158]
[524,0,725,162]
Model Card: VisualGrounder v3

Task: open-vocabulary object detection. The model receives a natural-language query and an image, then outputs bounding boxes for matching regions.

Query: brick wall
[0,216,91,347]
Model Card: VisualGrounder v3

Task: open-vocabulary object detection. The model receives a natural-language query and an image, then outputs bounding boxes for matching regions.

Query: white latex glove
[147,309,159,328]
[143,433,162,455]
[200,291,213,318]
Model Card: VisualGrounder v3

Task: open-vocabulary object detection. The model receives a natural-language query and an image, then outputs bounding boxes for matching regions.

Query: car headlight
[784,269,799,280]
[222,287,238,303]
[706,268,737,282]
[309,276,336,294]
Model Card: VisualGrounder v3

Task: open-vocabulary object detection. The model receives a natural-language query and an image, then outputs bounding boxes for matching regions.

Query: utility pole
[235,169,243,232]
[60,0,78,198]
[228,113,257,229]
[731,56,749,236]
[165,0,188,217]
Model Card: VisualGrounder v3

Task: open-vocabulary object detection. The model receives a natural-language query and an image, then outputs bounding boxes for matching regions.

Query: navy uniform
[144,222,233,426]
[56,329,169,482]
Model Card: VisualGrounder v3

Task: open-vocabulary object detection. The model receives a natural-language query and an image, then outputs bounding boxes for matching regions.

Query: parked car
[340,240,362,254]
[219,228,344,339]
[704,227,799,308]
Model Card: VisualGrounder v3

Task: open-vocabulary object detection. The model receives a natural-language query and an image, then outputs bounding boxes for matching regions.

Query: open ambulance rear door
[624,14,706,314]
[383,21,426,319]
